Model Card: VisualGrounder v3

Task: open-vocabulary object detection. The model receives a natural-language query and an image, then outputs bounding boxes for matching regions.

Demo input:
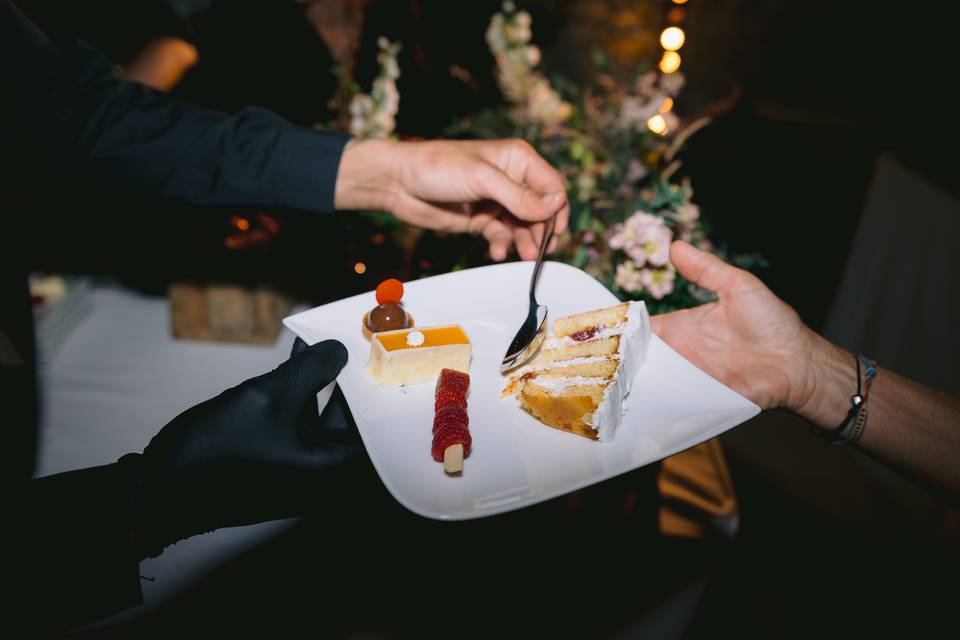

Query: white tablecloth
[36,284,302,623]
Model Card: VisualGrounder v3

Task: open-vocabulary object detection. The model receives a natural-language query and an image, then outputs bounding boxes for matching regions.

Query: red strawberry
[437,369,470,396]
[433,404,468,435]
[435,387,467,413]
[432,426,471,461]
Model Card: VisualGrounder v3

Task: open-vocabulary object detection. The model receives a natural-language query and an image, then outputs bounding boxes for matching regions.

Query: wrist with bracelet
[811,353,878,446]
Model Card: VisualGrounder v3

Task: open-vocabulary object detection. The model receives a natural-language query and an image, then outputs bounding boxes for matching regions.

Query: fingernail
[541,191,565,208]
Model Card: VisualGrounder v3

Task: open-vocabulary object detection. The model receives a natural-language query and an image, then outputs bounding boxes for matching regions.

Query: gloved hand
[123,338,361,558]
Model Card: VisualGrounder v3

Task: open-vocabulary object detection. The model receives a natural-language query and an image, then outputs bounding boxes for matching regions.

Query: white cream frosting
[542,317,639,350]
[584,301,650,441]
[533,375,609,394]
[406,330,425,347]
[507,355,614,380]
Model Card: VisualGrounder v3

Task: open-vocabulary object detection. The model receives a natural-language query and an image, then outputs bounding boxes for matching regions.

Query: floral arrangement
[346,2,759,313]
[348,37,402,139]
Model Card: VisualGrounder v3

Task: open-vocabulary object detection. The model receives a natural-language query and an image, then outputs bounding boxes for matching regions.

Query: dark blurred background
[12,0,959,637]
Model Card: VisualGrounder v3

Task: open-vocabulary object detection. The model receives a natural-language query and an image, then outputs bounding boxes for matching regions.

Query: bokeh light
[659,50,682,73]
[660,27,686,51]
[647,114,668,135]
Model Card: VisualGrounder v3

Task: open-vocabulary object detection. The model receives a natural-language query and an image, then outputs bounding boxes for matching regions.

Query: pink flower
[609,211,672,268]
[615,261,643,293]
[640,266,676,299]
[582,230,596,244]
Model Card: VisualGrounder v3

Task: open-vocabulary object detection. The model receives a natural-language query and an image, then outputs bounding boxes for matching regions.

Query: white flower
[675,202,700,224]
[620,94,666,129]
[349,93,373,117]
[615,261,644,293]
[525,77,572,126]
[486,6,571,127]
[526,45,541,66]
[380,54,400,80]
[373,76,399,112]
[659,71,686,97]
[635,71,658,97]
[350,38,401,139]
[640,266,676,299]
[371,109,395,135]
[505,20,531,45]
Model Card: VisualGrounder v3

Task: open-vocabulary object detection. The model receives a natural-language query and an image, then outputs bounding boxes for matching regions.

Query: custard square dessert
[366,325,471,387]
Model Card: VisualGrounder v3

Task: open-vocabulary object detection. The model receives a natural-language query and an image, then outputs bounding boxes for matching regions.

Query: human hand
[651,241,824,413]
[334,138,569,261]
[128,339,360,558]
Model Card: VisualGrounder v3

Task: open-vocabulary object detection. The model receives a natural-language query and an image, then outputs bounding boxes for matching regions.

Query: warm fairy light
[659,50,682,73]
[660,27,685,51]
[647,114,668,135]
[230,216,250,231]
[660,97,674,113]
[354,262,367,274]
[672,0,688,5]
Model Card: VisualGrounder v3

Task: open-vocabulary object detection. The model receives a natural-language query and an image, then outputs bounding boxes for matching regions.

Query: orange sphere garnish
[375,278,404,305]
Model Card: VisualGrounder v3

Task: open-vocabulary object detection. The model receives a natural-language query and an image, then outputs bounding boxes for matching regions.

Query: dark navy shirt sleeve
[1,0,348,212]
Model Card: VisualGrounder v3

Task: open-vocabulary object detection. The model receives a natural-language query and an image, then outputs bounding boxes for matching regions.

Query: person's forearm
[2,1,348,212]
[794,336,960,500]
[333,138,399,211]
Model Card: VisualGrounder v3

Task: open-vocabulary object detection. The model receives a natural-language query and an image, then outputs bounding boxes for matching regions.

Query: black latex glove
[126,338,361,558]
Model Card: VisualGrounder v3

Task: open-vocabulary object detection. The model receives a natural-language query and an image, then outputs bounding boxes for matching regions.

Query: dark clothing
[2,0,347,630]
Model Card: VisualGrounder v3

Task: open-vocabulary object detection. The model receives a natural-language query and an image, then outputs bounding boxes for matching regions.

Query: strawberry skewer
[433,369,471,473]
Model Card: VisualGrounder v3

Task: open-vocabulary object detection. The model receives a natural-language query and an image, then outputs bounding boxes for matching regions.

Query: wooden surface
[169,282,295,344]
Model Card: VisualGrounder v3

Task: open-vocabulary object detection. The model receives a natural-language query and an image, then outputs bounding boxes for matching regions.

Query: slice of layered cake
[502,301,650,441]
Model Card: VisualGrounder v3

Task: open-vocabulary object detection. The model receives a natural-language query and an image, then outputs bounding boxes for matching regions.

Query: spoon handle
[528,213,556,296]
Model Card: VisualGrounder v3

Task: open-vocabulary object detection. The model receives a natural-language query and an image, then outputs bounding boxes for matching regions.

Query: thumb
[477,164,566,222]
[271,339,348,403]
[670,241,738,296]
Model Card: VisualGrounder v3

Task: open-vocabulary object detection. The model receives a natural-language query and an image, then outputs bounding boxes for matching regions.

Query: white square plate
[284,261,759,521]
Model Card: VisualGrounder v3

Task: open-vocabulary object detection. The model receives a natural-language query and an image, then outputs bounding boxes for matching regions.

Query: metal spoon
[500,214,556,372]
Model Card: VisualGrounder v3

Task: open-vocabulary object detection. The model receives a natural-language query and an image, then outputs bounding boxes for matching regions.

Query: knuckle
[508,138,533,155]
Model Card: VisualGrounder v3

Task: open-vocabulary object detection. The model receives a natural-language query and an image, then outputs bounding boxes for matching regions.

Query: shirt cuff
[270,127,350,214]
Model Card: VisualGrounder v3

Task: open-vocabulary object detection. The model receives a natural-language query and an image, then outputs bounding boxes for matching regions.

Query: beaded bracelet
[810,353,878,446]
[840,355,877,445]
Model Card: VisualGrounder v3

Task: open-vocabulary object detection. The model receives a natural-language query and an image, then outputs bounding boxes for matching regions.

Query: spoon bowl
[500,215,555,372]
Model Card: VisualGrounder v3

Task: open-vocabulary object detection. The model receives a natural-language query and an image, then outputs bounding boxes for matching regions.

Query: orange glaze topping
[375,325,470,352]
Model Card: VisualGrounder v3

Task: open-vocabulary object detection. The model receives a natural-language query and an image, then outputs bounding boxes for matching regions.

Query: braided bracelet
[810,353,877,446]
[841,355,878,445]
